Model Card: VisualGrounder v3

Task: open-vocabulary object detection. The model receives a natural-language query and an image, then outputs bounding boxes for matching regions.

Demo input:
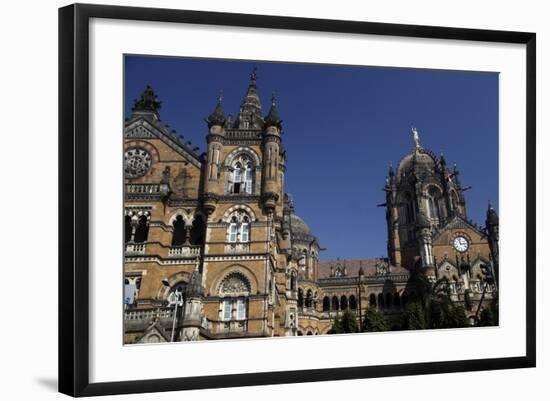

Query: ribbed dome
[397,148,437,177]
[290,213,312,237]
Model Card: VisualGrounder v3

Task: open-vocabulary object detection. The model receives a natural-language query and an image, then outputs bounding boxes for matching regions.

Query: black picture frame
[58,3,536,397]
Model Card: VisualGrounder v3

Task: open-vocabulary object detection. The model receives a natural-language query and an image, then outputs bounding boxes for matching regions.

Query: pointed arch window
[229,154,255,195]
[244,163,253,194]
[219,273,250,322]
[172,215,187,246]
[227,210,251,243]
[427,187,442,221]
[228,217,239,243]
[240,216,250,242]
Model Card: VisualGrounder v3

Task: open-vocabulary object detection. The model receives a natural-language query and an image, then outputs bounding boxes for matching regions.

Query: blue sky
[125,56,499,260]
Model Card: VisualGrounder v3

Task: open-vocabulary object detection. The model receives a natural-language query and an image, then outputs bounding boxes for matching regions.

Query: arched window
[133,215,149,243]
[172,215,186,246]
[227,210,251,243]
[305,289,313,308]
[403,192,415,224]
[233,162,242,194]
[349,295,357,310]
[244,162,253,194]
[240,216,250,242]
[124,216,132,243]
[189,215,205,245]
[322,296,330,312]
[230,155,255,194]
[306,331,313,336]
[427,186,441,221]
[331,296,339,311]
[298,288,304,307]
[290,272,297,292]
[451,191,459,212]
[219,273,250,322]
[369,293,377,307]
[340,295,348,310]
[228,217,238,242]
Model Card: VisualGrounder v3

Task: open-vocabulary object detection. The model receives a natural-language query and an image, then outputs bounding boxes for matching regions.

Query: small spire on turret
[205,92,226,128]
[264,93,282,128]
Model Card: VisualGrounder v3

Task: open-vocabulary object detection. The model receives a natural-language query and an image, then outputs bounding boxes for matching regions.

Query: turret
[261,94,283,212]
[486,201,499,285]
[203,94,225,214]
[416,209,435,276]
[179,261,204,341]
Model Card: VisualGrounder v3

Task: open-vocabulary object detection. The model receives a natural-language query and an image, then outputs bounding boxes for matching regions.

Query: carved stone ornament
[219,273,250,296]
[124,147,153,178]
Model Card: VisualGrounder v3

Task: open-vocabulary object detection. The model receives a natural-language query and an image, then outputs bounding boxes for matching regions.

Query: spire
[388,161,395,177]
[486,201,499,226]
[132,85,162,120]
[236,67,263,129]
[206,92,226,128]
[412,127,421,149]
[264,94,282,128]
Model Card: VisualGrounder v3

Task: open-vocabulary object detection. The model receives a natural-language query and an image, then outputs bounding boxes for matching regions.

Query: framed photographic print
[58,3,536,397]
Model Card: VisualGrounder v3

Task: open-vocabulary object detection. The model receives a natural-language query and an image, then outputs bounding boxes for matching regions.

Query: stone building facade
[123,71,499,343]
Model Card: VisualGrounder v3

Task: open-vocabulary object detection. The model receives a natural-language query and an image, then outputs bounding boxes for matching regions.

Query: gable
[432,215,487,245]
[125,118,203,168]
[137,323,169,344]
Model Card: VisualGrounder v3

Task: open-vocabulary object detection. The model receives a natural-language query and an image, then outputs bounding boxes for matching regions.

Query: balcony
[125,242,146,255]
[168,244,201,258]
[125,183,169,199]
[224,242,250,254]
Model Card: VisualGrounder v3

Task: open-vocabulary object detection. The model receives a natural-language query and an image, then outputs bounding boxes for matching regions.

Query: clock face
[125,148,152,178]
[453,236,469,252]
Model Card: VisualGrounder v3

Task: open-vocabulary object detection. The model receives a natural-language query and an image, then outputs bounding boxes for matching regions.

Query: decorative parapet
[168,245,201,258]
[125,243,146,255]
[125,183,169,199]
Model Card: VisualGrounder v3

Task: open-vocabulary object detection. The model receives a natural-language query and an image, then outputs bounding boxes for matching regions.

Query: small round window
[124,148,152,178]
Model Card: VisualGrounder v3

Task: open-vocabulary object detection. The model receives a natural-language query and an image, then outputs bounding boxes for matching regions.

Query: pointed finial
[271,92,276,106]
[250,67,258,86]
[217,90,223,104]
[412,127,421,148]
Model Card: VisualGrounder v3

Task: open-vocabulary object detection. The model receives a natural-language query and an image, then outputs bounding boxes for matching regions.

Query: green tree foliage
[340,309,359,333]
[362,307,387,332]
[431,301,468,329]
[401,301,426,330]
[328,314,343,334]
[478,301,499,327]
[328,309,359,334]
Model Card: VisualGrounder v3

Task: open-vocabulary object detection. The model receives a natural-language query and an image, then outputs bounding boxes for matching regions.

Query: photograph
[123,56,500,344]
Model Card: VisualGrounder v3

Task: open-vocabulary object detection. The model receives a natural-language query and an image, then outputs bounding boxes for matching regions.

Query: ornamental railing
[125,242,146,255]
[168,244,201,258]
[124,307,173,321]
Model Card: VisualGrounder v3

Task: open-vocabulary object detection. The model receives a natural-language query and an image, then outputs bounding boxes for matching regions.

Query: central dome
[397,148,437,177]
